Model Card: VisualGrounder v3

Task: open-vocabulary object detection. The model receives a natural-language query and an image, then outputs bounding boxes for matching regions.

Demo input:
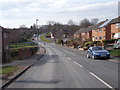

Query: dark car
[87,46,110,59]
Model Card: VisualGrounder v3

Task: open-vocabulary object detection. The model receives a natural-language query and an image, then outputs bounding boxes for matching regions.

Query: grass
[10,43,36,49]
[0,66,19,75]
[46,32,51,37]
[110,49,120,56]
[40,36,52,43]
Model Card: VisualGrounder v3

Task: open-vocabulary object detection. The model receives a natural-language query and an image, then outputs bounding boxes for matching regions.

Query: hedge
[102,39,118,44]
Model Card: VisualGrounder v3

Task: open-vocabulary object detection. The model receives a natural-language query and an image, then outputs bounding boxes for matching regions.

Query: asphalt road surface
[7,41,119,89]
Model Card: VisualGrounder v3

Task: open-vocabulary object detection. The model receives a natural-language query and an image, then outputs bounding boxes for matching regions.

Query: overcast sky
[0,0,119,28]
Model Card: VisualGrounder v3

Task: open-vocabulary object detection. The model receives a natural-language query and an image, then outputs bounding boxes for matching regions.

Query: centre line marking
[74,61,83,68]
[90,72,115,90]
[67,57,71,61]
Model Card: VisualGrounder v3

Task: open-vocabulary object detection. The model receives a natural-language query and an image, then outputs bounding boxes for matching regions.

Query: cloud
[0,0,119,28]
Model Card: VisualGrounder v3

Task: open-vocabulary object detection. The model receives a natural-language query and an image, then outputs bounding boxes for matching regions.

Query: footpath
[0,46,46,88]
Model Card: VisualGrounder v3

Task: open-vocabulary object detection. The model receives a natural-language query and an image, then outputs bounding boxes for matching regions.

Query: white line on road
[90,72,115,90]
[73,61,83,68]
[67,57,71,61]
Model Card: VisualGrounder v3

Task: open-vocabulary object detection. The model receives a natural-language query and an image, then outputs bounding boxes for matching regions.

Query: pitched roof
[99,16,120,28]
[99,19,112,28]
[74,20,106,34]
[110,16,120,24]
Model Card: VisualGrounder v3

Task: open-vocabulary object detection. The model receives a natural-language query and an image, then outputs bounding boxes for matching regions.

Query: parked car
[87,46,110,59]
[113,39,120,49]
[77,45,81,49]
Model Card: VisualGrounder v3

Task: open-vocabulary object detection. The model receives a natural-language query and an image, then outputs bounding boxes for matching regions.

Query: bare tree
[91,18,99,25]
[47,21,56,25]
[67,19,75,25]
[19,25,28,29]
[79,19,91,28]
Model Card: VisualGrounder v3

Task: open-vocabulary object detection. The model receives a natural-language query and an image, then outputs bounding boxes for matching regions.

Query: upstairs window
[116,23,120,28]
[99,28,102,32]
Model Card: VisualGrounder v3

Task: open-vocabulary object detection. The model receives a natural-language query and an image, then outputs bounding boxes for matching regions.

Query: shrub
[84,41,93,47]
[57,38,64,45]
[102,39,118,45]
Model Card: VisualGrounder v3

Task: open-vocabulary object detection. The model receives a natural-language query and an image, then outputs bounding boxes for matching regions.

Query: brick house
[92,16,120,41]
[92,20,107,41]
[74,30,81,39]
[79,27,92,42]
[109,17,120,39]
[74,20,105,43]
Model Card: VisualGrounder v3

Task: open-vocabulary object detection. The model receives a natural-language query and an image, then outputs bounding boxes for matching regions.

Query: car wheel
[107,57,110,59]
[92,55,95,59]
[87,54,90,58]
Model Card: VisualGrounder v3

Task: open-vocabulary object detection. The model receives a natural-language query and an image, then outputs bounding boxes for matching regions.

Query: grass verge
[110,49,120,56]
[40,36,52,42]
[0,66,19,75]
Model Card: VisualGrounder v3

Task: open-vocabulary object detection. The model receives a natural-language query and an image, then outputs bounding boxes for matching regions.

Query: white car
[113,39,120,49]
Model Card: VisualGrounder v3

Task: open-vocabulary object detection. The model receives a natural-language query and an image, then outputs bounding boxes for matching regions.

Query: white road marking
[90,72,115,90]
[73,61,83,68]
[64,55,66,57]
[67,57,71,61]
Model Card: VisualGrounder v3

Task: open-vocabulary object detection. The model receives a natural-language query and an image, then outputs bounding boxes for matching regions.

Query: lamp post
[36,19,39,42]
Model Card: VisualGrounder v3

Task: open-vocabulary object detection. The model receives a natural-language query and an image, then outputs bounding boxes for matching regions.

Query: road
[6,41,119,89]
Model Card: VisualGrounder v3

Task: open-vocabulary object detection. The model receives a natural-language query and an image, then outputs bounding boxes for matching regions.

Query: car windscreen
[92,47,104,51]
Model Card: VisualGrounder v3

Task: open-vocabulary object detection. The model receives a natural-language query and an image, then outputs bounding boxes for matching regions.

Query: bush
[84,41,93,47]
[11,50,18,58]
[102,39,118,45]
[46,32,51,38]
[57,38,64,45]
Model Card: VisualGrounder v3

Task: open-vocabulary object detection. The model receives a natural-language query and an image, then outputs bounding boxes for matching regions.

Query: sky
[0,0,119,28]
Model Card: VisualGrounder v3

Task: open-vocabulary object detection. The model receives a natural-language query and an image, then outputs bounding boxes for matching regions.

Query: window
[116,23,120,28]
[99,36,102,40]
[111,33,115,39]
[104,36,106,39]
[95,37,97,40]
[99,28,102,32]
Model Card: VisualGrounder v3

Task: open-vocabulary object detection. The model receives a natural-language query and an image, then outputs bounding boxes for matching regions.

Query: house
[74,30,81,39]
[74,20,106,43]
[92,16,120,41]
[92,20,107,41]
[109,16,120,39]
[79,27,92,42]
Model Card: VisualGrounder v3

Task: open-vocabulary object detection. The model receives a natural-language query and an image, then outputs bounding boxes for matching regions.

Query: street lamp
[36,19,39,42]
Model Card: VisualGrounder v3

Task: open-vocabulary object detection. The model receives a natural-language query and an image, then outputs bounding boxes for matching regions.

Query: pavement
[4,42,119,89]
[0,46,46,89]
